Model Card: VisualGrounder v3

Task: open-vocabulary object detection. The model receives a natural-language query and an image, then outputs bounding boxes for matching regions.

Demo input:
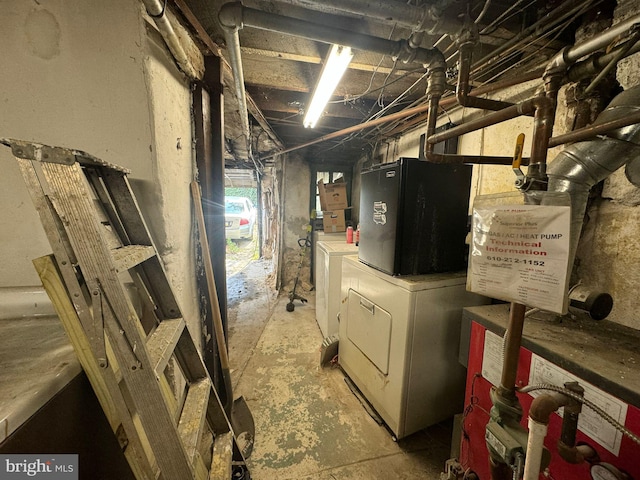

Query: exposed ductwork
[547,85,640,272]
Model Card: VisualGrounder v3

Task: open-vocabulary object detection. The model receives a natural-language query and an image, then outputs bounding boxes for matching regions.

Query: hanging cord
[519,384,640,446]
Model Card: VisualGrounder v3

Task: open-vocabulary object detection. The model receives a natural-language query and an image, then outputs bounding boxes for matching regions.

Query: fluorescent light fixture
[303,44,353,128]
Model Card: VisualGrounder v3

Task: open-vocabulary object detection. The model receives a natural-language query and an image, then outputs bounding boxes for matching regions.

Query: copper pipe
[425,153,530,165]
[528,382,585,466]
[499,302,526,398]
[424,96,553,171]
[529,392,569,424]
[558,443,598,464]
[384,69,545,137]
[424,96,441,155]
[427,100,536,144]
[456,41,515,112]
[548,109,640,147]
[529,96,554,166]
[262,70,544,160]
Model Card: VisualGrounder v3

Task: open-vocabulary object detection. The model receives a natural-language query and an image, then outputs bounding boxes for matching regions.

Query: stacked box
[317,179,349,233]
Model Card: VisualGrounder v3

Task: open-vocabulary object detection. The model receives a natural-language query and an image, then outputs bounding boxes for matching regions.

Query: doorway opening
[225,169,259,277]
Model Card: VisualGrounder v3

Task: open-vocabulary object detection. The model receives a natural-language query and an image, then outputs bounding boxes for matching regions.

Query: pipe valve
[512,133,526,188]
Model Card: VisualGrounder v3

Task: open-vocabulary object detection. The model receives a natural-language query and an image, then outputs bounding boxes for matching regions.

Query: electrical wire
[471,0,600,76]
[519,384,640,446]
[328,0,547,145]
[369,71,429,121]
[311,0,600,152]
[474,0,492,25]
[475,0,604,85]
[325,69,428,150]
[460,373,491,467]
[331,23,400,104]
[479,0,534,36]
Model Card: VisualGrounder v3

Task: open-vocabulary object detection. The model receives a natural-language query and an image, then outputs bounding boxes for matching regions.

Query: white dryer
[339,254,489,439]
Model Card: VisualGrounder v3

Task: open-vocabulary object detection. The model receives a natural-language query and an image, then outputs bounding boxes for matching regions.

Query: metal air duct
[548,85,640,269]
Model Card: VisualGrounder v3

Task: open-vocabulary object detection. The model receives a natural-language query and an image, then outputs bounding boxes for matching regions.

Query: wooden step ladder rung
[147,318,186,377]
[178,378,212,467]
[210,432,233,480]
[111,245,156,272]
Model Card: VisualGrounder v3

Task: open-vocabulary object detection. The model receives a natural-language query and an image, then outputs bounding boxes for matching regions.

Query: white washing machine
[312,230,349,286]
[315,241,359,337]
[339,255,490,439]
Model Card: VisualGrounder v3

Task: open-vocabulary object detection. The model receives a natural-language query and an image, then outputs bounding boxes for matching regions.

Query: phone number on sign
[485,256,545,266]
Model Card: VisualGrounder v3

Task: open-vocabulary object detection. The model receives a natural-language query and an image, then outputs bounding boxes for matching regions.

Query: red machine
[460,304,640,480]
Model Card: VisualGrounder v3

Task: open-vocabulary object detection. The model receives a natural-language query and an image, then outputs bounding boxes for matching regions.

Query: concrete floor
[227,260,453,479]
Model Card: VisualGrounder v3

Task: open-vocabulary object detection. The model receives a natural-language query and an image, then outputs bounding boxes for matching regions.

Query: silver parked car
[225,196,256,240]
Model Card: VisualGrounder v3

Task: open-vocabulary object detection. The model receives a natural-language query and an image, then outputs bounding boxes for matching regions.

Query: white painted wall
[0,0,201,334]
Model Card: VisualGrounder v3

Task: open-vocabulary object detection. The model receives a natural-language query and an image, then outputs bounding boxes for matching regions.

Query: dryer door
[346,290,392,375]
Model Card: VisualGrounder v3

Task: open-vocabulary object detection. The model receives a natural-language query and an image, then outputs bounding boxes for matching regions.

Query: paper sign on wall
[468,192,571,314]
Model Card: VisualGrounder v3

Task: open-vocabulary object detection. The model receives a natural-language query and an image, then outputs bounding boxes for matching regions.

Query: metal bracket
[1,138,76,165]
[90,283,109,369]
[94,282,143,372]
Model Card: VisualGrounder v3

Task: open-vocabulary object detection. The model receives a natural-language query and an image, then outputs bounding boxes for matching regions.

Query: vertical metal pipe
[222,26,252,150]
[456,41,514,111]
[500,302,526,396]
[424,96,441,155]
[528,96,554,173]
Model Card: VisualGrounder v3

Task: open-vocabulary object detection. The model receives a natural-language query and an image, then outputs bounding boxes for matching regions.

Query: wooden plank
[147,318,185,377]
[178,378,211,466]
[111,245,156,272]
[41,162,194,479]
[33,255,157,480]
[209,432,233,480]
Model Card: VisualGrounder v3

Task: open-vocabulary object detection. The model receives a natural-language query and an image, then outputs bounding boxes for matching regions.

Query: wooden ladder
[3,139,246,480]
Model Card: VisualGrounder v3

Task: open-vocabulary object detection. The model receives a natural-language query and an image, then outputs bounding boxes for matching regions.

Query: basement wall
[573,0,640,330]
[0,0,201,335]
[364,1,640,329]
[279,154,313,292]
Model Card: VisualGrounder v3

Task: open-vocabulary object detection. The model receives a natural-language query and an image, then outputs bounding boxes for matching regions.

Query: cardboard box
[322,210,346,233]
[318,179,348,211]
